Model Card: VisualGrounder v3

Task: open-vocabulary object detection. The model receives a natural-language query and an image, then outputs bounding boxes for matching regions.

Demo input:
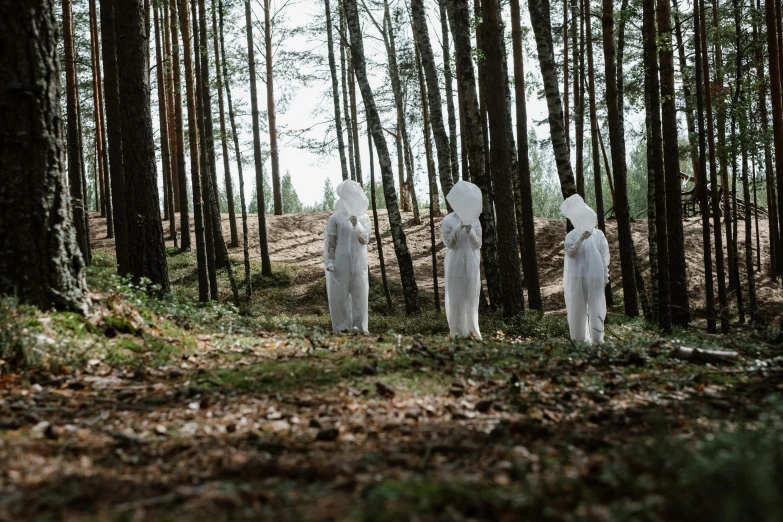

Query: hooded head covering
[560,194,597,235]
[446,180,482,225]
[335,180,369,217]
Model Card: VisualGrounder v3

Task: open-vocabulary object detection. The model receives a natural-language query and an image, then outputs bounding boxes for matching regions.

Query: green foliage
[322,177,336,212]
[281,170,303,213]
[364,180,386,210]
[0,298,40,370]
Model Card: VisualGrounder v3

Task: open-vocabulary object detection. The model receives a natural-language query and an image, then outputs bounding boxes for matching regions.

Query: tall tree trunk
[698,0,730,332]
[481,0,524,316]
[643,0,672,332]
[672,0,701,193]
[752,161,760,272]
[368,126,392,309]
[339,3,357,183]
[573,0,584,196]
[324,0,350,181]
[446,0,503,308]
[179,0,210,301]
[415,44,441,312]
[0,0,89,312]
[456,59,470,181]
[154,2,177,246]
[220,0,252,297]
[411,0,455,207]
[616,0,629,118]
[115,0,169,293]
[694,0,717,332]
[564,0,570,150]
[213,0,238,248]
[344,0,420,314]
[584,0,613,306]
[63,0,91,265]
[89,0,113,239]
[527,0,578,200]
[474,0,491,194]
[170,0,192,252]
[263,0,283,215]
[349,64,363,186]
[99,0,130,274]
[246,0,272,276]
[163,2,180,214]
[511,0,543,311]
[659,0,690,325]
[766,0,783,280]
[439,0,460,184]
[603,0,639,316]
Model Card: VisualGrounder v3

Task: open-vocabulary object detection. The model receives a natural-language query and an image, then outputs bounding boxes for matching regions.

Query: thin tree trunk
[368,126,392,309]
[584,0,613,306]
[643,0,672,332]
[344,0,420,314]
[474,0,491,193]
[616,0,629,117]
[694,0,716,332]
[163,1,180,214]
[349,64,363,186]
[412,0,455,206]
[0,0,89,312]
[603,0,639,316]
[439,0,460,184]
[63,0,91,265]
[753,161,761,272]
[730,108,744,322]
[339,3,357,183]
[246,0,272,276]
[672,0,701,194]
[99,0,130,274]
[324,0,350,181]
[154,2,177,246]
[766,0,783,281]
[659,0,690,325]
[564,0,570,150]
[263,0,282,215]
[179,0,210,300]
[456,60,469,181]
[446,0,503,308]
[573,0,584,196]
[170,0,192,252]
[220,0,251,297]
[115,0,169,292]
[213,0,238,248]
[511,0,543,311]
[699,0,730,332]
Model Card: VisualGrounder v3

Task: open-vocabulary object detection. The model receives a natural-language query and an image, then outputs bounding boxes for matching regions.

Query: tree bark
[439,0,460,184]
[672,0,701,193]
[263,0,283,215]
[0,0,90,313]
[368,125,392,309]
[246,0,272,276]
[344,0,420,314]
[564,0,570,151]
[115,0,169,293]
[698,0,730,332]
[511,0,543,311]
[154,2,177,246]
[766,0,783,282]
[411,0,455,204]
[212,0,238,248]
[63,0,92,266]
[573,0,584,196]
[339,2,357,183]
[163,2,180,215]
[659,0,690,326]
[349,64,363,186]
[170,0,192,252]
[220,0,252,297]
[324,0,350,181]
[616,0,629,118]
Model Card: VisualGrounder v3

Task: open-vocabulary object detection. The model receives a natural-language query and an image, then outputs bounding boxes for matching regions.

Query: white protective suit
[324,180,371,334]
[561,195,610,344]
[442,181,483,340]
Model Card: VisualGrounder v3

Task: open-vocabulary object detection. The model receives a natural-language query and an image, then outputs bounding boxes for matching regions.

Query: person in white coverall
[442,181,483,340]
[324,180,371,334]
[561,195,610,344]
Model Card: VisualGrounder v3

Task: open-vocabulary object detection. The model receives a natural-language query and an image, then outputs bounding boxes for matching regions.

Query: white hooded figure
[442,181,483,340]
[561,194,611,344]
[324,180,372,334]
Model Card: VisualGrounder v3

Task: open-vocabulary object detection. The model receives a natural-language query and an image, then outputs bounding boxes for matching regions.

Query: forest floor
[0,213,781,521]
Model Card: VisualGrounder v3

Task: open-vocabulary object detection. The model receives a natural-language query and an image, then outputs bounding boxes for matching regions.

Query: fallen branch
[671,346,739,364]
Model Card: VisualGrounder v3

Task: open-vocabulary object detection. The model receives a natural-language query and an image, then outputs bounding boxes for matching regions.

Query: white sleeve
[441,217,460,249]
[324,218,338,265]
[468,219,482,250]
[564,231,581,258]
[356,215,371,245]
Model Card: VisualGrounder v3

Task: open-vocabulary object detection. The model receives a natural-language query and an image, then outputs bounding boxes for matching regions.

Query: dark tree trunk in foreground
[212,0,238,248]
[446,0,503,309]
[63,0,91,265]
[349,65,363,186]
[264,0,282,215]
[659,0,689,325]
[643,0,671,332]
[439,0,460,184]
[766,0,783,278]
[603,0,639,317]
[482,0,524,317]
[0,0,89,312]
[368,127,392,309]
[154,2,177,246]
[511,0,542,311]
[164,2,180,215]
[340,3,357,183]
[672,0,701,191]
[694,0,716,332]
[170,0,191,252]
[246,0,272,276]
[572,0,583,196]
[412,0,454,204]
[99,0,130,274]
[115,0,169,292]
[698,0,729,332]
[528,0,578,200]
[344,0,420,314]
[179,0,210,301]
[324,0,349,182]
[220,0,251,297]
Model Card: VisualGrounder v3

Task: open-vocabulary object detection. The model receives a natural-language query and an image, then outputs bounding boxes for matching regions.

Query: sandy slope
[90,209,783,324]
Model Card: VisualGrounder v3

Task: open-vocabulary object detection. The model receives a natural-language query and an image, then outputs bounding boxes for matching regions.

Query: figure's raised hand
[325,262,335,272]
[349,216,358,227]
[580,230,592,241]
[462,224,472,233]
